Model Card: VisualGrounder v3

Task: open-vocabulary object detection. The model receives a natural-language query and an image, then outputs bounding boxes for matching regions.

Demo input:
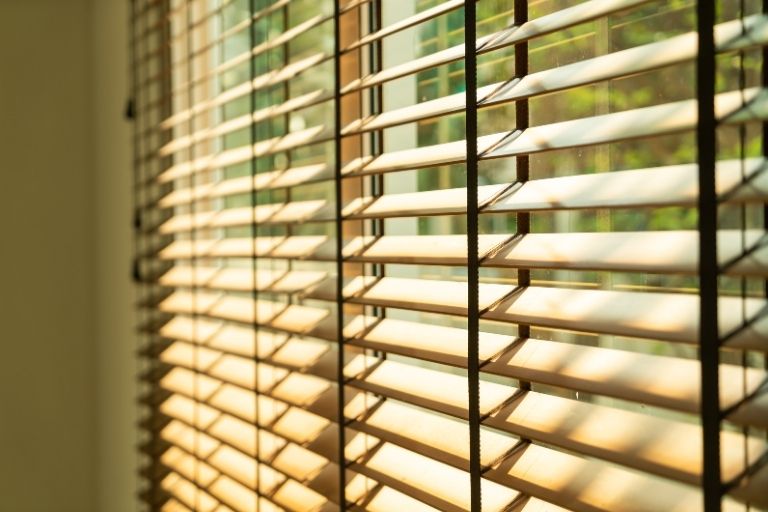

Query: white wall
[0,0,135,510]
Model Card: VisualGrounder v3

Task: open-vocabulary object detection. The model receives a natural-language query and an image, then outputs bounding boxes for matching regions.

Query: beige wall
[0,0,96,510]
[0,0,134,510]
[91,0,137,511]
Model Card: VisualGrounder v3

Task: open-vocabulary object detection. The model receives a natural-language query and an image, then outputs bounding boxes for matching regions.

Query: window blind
[132,0,768,511]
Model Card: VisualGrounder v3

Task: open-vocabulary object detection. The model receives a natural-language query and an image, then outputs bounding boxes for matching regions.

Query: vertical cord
[697,1,721,511]
[282,2,293,309]
[180,0,195,506]
[183,1,202,508]
[333,1,348,510]
[248,0,263,510]
[374,1,386,354]
[370,0,384,245]
[513,0,530,391]
[763,0,768,381]
[464,1,481,511]
[368,2,386,359]
[737,0,751,498]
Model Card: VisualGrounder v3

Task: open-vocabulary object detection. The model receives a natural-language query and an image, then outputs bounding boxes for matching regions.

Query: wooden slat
[484,443,749,512]
[343,315,767,418]
[157,198,334,233]
[486,158,768,212]
[158,125,332,184]
[160,472,220,512]
[343,0,468,52]
[343,15,768,135]
[159,394,339,506]
[341,356,766,485]
[159,375,521,512]
[158,50,330,136]
[340,0,653,94]
[157,313,768,427]
[156,163,332,208]
[730,461,768,509]
[309,276,768,348]
[158,267,328,293]
[159,88,331,150]
[145,158,768,242]
[155,340,763,511]
[342,231,768,276]
[341,89,768,177]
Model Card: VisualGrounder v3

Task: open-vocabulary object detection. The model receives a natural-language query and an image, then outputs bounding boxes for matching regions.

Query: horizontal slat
[343,0,467,52]
[344,231,768,276]
[144,157,768,255]
[730,461,768,509]
[343,14,768,135]
[154,236,337,261]
[342,315,768,419]
[345,475,442,512]
[159,372,520,512]
[159,419,222,459]
[156,291,337,340]
[483,389,765,486]
[158,267,328,293]
[154,350,509,510]
[341,88,768,177]
[486,158,768,212]
[158,87,331,158]
[169,1,318,75]
[213,13,332,78]
[160,472,220,512]
[481,230,768,275]
[171,344,762,512]
[156,198,334,233]
[153,277,768,354]
[155,312,768,426]
[344,388,733,512]
[140,2,768,510]
[158,113,251,157]
[162,226,768,290]
[485,338,768,424]
[488,88,768,160]
[161,446,219,488]
[146,154,768,217]
[344,395,518,470]
[342,353,513,420]
[156,162,332,208]
[159,0,371,130]
[150,149,768,255]
[157,86,331,161]
[342,89,768,176]
[158,316,289,359]
[154,351,516,510]
[342,356,766,486]
[158,392,340,506]
[484,444,750,512]
[159,497,194,512]
[728,390,768,430]
[158,50,330,137]
[211,476,289,512]
[345,440,519,512]
[340,0,653,94]
[342,183,508,218]
[158,124,332,184]
[154,339,764,511]
[310,276,768,348]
